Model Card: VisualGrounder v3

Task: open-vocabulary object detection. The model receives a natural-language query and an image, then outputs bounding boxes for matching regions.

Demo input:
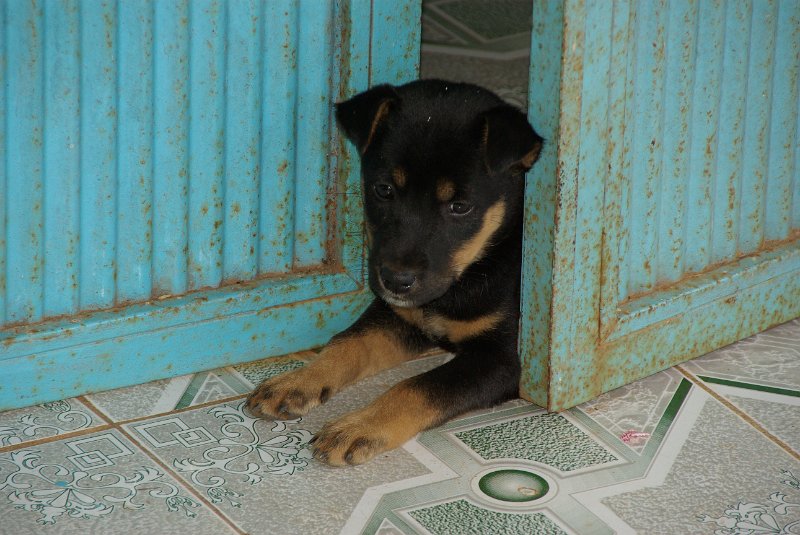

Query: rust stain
[623,229,800,304]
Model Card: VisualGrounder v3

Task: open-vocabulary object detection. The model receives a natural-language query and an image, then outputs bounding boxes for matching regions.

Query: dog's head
[336,80,542,308]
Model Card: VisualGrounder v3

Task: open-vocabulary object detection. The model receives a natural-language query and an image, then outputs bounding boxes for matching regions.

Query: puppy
[247,80,542,466]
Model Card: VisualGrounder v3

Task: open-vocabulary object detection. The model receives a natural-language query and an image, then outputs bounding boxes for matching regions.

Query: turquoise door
[520,0,800,410]
[0,0,421,409]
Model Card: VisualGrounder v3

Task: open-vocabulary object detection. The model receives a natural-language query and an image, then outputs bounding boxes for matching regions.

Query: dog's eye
[448,201,473,216]
[373,183,394,200]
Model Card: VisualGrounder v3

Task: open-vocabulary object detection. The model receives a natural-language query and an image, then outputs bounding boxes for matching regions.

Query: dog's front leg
[311,334,521,466]
[246,299,434,419]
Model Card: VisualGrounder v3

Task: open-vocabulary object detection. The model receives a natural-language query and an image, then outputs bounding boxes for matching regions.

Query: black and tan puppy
[247,80,542,466]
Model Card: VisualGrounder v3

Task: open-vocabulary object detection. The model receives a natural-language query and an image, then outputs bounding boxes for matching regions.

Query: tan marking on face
[424,311,504,342]
[520,140,543,170]
[362,100,391,154]
[436,180,455,202]
[451,200,506,277]
[365,223,374,248]
[311,381,441,466]
[392,168,406,188]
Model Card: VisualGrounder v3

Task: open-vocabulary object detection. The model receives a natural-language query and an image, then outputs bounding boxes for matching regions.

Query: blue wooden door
[0,0,421,409]
[520,0,800,410]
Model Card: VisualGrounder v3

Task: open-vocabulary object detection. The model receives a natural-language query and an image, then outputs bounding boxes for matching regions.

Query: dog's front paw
[311,385,436,466]
[246,370,333,420]
[311,414,389,467]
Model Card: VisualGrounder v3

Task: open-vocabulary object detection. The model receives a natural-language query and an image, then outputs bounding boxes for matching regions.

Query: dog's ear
[335,84,400,154]
[477,106,543,175]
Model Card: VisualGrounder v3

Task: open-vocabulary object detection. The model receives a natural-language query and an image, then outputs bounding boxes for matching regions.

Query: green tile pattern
[409,499,566,535]
[698,375,800,398]
[455,413,617,471]
[233,359,305,387]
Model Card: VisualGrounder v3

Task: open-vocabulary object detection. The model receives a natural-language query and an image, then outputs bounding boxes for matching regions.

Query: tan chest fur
[391,306,503,343]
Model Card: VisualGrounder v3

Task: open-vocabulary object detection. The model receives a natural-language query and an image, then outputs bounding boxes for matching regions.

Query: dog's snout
[379,266,417,294]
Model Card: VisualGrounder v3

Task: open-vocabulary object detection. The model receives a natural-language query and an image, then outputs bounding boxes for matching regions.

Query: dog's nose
[380,266,417,294]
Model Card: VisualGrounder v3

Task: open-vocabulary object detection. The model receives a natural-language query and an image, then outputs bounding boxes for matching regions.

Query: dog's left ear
[477,106,543,175]
[336,84,400,154]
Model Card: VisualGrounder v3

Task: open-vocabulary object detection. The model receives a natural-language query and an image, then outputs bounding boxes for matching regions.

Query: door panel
[521,0,800,410]
[0,0,421,409]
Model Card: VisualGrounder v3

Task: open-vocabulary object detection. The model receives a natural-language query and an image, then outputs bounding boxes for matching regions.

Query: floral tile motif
[696,469,800,534]
[454,412,618,472]
[0,399,103,448]
[125,355,450,535]
[407,499,567,535]
[131,399,314,502]
[0,429,232,534]
[597,396,800,533]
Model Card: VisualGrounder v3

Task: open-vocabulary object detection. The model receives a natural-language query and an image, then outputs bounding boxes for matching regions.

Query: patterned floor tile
[84,356,307,423]
[454,412,618,471]
[230,354,308,388]
[727,394,800,449]
[2,9,796,532]
[579,368,684,454]
[681,318,800,458]
[592,394,800,534]
[0,398,105,449]
[0,429,234,534]
[407,499,566,535]
[682,318,800,391]
[123,354,451,535]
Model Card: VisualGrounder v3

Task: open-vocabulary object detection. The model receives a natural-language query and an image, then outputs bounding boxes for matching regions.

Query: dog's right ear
[335,84,399,154]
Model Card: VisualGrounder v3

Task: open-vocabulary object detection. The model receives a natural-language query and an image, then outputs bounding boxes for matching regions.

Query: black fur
[246,79,543,465]
[336,79,542,424]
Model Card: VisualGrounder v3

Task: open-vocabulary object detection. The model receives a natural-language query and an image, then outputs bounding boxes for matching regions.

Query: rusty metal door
[520,0,800,410]
[0,0,421,409]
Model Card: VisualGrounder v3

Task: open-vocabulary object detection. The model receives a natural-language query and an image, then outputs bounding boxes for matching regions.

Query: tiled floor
[1,319,799,534]
[3,3,798,534]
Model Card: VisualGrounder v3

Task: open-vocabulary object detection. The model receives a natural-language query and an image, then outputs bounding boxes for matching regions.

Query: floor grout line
[78,395,115,425]
[79,395,248,535]
[676,365,800,461]
[114,394,249,425]
[114,423,247,535]
[0,423,114,453]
